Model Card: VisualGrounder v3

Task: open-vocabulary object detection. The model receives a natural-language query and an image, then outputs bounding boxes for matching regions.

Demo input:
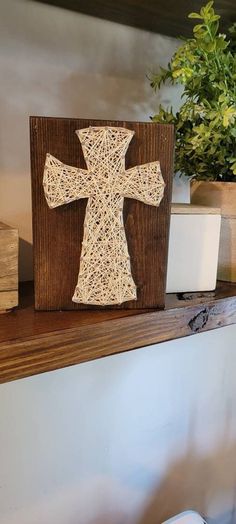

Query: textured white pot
[191,181,236,282]
[166,204,221,293]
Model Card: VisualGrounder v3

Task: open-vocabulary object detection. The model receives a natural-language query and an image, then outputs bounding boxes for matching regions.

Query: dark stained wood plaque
[30,117,174,310]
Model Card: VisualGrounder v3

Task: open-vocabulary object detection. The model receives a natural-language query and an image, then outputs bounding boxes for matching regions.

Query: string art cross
[43,126,165,306]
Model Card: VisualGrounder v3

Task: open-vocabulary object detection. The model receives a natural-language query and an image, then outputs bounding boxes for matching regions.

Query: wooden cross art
[43,126,165,306]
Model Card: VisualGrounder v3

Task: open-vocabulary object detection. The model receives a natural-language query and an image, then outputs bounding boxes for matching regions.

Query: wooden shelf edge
[0,284,236,384]
[35,1,236,39]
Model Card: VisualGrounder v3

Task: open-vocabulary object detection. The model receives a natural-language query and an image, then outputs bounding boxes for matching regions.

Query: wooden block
[218,216,236,282]
[30,117,174,310]
[191,181,236,283]
[0,222,18,311]
[191,181,236,216]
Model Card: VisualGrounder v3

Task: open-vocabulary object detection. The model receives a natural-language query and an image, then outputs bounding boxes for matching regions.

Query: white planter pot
[166,204,221,293]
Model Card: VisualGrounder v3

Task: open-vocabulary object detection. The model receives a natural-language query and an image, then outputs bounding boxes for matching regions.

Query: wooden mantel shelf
[36,1,236,39]
[0,281,236,384]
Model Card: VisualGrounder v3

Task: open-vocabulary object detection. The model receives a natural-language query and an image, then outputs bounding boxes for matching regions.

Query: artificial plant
[151,1,236,181]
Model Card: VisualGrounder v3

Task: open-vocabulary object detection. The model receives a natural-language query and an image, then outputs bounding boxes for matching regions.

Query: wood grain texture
[0,281,236,384]
[191,181,236,283]
[0,222,18,311]
[171,204,221,215]
[34,1,236,39]
[218,217,236,282]
[191,181,236,217]
[30,117,174,310]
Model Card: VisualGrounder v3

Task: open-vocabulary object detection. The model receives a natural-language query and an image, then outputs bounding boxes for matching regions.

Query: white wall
[1,326,236,524]
[0,2,235,524]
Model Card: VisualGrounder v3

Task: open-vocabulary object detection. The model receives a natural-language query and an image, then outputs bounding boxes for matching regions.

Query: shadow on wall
[83,442,236,524]
[136,435,236,524]
[19,237,33,281]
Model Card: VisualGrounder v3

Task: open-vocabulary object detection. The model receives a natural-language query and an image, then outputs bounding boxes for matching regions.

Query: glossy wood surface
[0,281,236,384]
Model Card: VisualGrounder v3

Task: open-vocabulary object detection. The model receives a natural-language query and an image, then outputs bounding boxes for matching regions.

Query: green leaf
[188,12,203,19]
[172,69,183,78]
[222,106,236,127]
[216,35,228,50]
[219,93,227,103]
[193,23,204,32]
[205,40,216,52]
[211,20,219,37]
[205,1,214,12]
[230,162,236,175]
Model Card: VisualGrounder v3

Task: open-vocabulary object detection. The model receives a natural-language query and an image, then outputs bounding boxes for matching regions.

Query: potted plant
[151,1,236,282]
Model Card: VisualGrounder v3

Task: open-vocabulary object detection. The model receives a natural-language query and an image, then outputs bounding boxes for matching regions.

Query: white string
[43,126,165,305]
